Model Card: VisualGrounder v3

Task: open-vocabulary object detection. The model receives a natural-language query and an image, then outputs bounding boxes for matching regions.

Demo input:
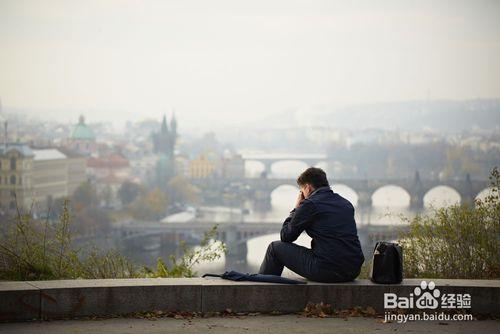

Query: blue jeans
[258,241,358,283]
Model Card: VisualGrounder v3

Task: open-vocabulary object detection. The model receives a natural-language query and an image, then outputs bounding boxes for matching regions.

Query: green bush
[141,225,226,278]
[0,198,225,280]
[400,167,500,279]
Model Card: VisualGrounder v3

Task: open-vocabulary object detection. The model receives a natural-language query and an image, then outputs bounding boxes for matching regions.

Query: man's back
[281,186,365,278]
[261,167,364,282]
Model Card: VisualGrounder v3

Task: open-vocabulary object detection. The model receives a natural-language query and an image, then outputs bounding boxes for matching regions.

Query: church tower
[153,113,177,158]
[161,114,169,134]
[152,113,178,189]
[169,112,177,156]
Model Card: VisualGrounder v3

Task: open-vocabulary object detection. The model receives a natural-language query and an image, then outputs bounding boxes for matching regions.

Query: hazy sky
[1,0,499,127]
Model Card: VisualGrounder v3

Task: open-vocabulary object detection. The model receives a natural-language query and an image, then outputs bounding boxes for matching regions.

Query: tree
[73,206,111,236]
[0,196,224,280]
[144,225,226,278]
[69,181,113,236]
[128,187,169,221]
[167,175,200,205]
[400,167,500,279]
[118,181,142,206]
[72,181,98,212]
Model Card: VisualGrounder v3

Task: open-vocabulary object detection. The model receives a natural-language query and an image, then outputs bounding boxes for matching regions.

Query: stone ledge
[0,282,40,322]
[0,278,498,322]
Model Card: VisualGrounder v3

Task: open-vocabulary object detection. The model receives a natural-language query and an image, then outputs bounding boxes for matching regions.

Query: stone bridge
[192,172,489,211]
[118,220,409,267]
[240,152,327,176]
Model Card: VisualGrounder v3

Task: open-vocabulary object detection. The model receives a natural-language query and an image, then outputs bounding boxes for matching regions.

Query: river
[123,160,490,275]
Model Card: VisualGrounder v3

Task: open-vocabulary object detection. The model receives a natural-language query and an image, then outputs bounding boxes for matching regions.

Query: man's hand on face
[295,191,305,209]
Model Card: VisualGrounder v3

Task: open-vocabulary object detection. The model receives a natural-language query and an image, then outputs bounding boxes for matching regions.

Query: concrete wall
[1,278,498,322]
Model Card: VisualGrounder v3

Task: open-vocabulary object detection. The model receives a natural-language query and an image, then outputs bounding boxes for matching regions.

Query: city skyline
[1,0,500,129]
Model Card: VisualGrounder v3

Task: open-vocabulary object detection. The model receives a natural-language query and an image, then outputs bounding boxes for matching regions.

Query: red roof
[101,173,125,184]
[87,153,130,168]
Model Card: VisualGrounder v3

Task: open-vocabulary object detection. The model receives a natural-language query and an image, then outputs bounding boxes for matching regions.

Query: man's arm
[280,199,315,242]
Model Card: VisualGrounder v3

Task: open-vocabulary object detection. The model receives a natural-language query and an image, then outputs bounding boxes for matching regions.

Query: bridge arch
[372,185,411,208]
[270,160,309,178]
[270,184,300,210]
[423,185,461,208]
[246,232,312,265]
[314,161,328,170]
[331,184,359,207]
[475,187,493,202]
[245,160,265,178]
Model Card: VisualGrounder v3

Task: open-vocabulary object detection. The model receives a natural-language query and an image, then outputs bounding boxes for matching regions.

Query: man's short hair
[296,167,330,189]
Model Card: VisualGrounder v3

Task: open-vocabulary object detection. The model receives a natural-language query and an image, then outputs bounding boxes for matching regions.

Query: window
[10,175,16,185]
[10,157,16,170]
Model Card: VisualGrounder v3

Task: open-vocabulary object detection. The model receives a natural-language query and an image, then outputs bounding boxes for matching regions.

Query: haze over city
[1,0,500,131]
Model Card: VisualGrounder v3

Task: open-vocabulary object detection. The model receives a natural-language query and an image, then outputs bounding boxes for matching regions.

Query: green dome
[70,115,95,140]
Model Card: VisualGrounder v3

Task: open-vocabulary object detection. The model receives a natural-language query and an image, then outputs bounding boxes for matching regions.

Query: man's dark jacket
[281,186,365,278]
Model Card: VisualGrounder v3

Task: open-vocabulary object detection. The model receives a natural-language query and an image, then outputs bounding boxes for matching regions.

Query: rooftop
[32,148,66,161]
[87,154,130,168]
[0,142,35,157]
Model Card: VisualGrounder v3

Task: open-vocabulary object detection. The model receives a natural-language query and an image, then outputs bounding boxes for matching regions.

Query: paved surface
[0,315,498,334]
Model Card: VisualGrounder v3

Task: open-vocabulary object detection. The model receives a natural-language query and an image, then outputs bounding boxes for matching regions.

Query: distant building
[188,154,215,179]
[0,142,35,211]
[152,114,178,187]
[68,115,97,156]
[86,153,131,181]
[0,143,87,212]
[129,155,159,184]
[152,114,177,158]
[57,147,88,195]
[155,153,175,189]
[86,152,132,209]
[32,149,70,206]
[174,154,190,177]
[98,173,123,209]
[220,153,245,179]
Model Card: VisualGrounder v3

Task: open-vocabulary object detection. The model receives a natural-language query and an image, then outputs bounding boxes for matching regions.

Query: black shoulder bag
[370,241,403,284]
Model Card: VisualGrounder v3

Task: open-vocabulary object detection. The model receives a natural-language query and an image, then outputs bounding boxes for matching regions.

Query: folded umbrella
[202,270,307,284]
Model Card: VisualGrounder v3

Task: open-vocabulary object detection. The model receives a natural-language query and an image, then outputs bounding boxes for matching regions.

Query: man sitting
[259,167,365,282]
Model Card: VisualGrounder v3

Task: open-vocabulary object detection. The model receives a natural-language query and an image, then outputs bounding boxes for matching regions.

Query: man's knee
[267,240,286,256]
